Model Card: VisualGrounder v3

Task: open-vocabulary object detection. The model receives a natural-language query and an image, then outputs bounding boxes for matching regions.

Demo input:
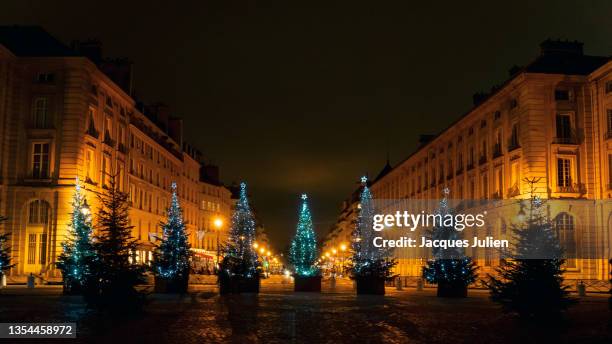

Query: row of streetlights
[319,243,349,276]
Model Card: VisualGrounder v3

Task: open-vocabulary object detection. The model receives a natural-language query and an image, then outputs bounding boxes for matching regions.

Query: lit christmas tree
[0,215,13,279]
[153,182,191,292]
[220,182,259,281]
[422,188,478,297]
[289,194,319,277]
[350,176,396,280]
[57,180,96,293]
[88,175,145,311]
[486,178,574,319]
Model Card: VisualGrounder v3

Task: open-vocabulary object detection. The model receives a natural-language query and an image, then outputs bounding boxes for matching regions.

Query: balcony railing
[446,173,453,180]
[507,184,520,197]
[118,143,128,154]
[507,140,520,152]
[467,163,474,171]
[605,131,612,140]
[456,167,464,175]
[557,183,586,194]
[103,132,116,147]
[479,155,487,165]
[553,130,581,145]
[86,126,99,139]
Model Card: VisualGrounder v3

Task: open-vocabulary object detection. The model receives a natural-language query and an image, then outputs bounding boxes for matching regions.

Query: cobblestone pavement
[0,278,609,344]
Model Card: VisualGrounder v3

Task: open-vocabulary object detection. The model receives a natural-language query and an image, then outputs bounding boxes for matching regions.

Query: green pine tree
[220,182,259,278]
[486,178,575,320]
[153,182,191,289]
[0,215,13,278]
[349,176,396,279]
[422,188,478,295]
[57,180,96,293]
[88,175,145,312]
[289,194,319,277]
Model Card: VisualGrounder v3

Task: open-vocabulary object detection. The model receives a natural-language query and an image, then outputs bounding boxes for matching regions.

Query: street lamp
[214,217,223,266]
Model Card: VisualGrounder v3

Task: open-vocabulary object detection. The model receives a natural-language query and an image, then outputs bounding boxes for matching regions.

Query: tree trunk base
[154,275,189,294]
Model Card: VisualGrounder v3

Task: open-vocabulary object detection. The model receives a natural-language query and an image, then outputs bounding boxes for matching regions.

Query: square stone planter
[219,274,260,294]
[294,275,321,292]
[436,281,467,297]
[355,277,386,295]
[154,274,189,294]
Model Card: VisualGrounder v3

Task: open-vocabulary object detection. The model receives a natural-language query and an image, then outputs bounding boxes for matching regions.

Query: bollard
[1,274,6,288]
[27,273,35,288]
[577,281,586,297]
[416,278,424,291]
[395,277,403,291]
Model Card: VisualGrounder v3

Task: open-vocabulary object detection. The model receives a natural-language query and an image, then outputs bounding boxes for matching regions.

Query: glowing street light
[214,216,223,266]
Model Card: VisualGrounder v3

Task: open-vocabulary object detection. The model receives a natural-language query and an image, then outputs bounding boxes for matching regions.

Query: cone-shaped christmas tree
[219,182,259,293]
[422,187,478,297]
[153,182,191,292]
[349,176,396,294]
[57,179,96,294]
[486,178,574,319]
[290,194,319,277]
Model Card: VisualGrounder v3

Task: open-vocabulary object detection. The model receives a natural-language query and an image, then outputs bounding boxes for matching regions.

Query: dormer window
[36,73,55,83]
[510,98,518,109]
[555,89,571,101]
[494,111,501,120]
[605,81,612,94]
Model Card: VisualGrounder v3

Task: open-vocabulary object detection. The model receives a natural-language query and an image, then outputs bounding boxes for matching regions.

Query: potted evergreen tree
[349,177,396,295]
[153,182,191,293]
[57,180,96,295]
[218,182,260,294]
[290,194,321,292]
[422,188,478,297]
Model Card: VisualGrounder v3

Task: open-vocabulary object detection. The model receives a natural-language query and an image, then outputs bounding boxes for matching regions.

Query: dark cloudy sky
[3,1,612,249]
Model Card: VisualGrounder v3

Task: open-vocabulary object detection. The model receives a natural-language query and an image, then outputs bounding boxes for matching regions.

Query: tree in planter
[57,180,96,294]
[290,194,320,291]
[422,188,478,297]
[88,175,146,312]
[486,178,575,320]
[349,176,396,294]
[0,215,14,282]
[152,182,191,293]
[219,182,260,293]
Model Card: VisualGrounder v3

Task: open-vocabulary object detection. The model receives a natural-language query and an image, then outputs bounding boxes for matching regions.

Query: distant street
[0,278,609,344]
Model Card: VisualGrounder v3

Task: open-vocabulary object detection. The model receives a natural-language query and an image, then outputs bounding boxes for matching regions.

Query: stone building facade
[0,26,232,282]
[330,41,612,286]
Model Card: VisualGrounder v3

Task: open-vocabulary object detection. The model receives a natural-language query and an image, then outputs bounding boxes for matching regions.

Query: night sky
[3,1,612,249]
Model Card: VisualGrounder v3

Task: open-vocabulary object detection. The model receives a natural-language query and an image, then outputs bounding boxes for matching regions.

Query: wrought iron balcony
[557,183,586,194]
[479,155,487,165]
[492,144,502,158]
[507,139,520,152]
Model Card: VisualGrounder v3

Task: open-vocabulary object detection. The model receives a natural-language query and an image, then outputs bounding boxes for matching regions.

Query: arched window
[555,212,576,268]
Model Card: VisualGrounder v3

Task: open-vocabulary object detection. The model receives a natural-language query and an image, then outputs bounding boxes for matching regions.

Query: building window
[608,154,612,190]
[557,158,571,188]
[556,114,572,143]
[101,155,111,188]
[85,149,95,182]
[28,200,49,224]
[494,111,501,120]
[509,123,519,150]
[86,107,98,138]
[606,81,612,94]
[32,143,50,179]
[27,234,37,264]
[36,73,55,83]
[554,213,576,268]
[33,97,48,128]
[554,89,570,101]
[606,110,612,138]
[481,173,488,199]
